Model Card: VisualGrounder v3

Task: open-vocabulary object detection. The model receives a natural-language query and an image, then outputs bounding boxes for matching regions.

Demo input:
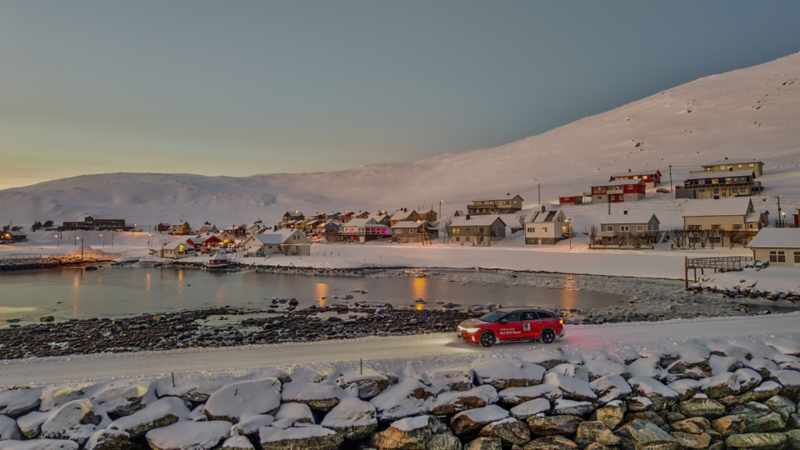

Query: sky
[1,1,798,190]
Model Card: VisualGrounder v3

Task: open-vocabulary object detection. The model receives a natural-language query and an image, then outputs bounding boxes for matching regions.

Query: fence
[684,256,754,289]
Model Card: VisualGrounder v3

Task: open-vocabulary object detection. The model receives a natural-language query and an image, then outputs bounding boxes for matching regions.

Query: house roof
[747,228,800,249]
[684,169,755,181]
[391,221,432,229]
[529,210,566,223]
[600,212,659,225]
[593,179,646,187]
[450,216,507,227]
[163,238,194,250]
[343,218,377,228]
[3,231,26,237]
[390,210,416,221]
[703,159,763,167]
[471,194,523,202]
[250,229,298,245]
[683,197,752,218]
[610,170,661,178]
[367,214,389,222]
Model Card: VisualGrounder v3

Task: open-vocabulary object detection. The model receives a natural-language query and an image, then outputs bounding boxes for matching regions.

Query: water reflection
[413,278,427,300]
[316,283,330,307]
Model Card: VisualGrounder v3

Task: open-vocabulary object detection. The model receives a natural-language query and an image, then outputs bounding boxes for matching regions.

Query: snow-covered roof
[367,214,388,222]
[703,159,763,166]
[593,179,645,187]
[450,216,507,227]
[529,210,566,223]
[745,211,766,223]
[683,198,752,217]
[390,210,415,221]
[471,194,523,202]
[684,169,755,181]
[343,218,377,228]
[747,228,800,249]
[163,238,194,250]
[391,221,431,229]
[600,212,659,225]
[610,170,660,177]
[250,230,298,244]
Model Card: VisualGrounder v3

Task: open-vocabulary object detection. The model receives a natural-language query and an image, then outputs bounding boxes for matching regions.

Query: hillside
[1,53,798,228]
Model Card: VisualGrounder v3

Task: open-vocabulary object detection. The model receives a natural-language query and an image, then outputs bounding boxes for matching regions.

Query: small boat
[204,252,229,270]
[84,266,99,271]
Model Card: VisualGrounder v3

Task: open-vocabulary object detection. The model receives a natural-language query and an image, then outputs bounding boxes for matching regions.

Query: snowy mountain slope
[1,53,797,227]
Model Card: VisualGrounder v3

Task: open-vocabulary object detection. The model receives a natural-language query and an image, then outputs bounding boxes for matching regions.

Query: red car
[457,308,565,347]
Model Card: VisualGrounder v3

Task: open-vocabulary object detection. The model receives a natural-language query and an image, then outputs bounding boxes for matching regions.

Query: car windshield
[479,310,507,323]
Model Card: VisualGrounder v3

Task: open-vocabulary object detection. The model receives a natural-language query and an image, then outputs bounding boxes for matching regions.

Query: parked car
[200,249,210,254]
[656,188,670,194]
[457,308,564,347]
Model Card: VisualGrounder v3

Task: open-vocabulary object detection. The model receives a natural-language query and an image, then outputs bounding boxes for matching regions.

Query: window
[770,251,785,263]
[628,185,633,189]
[713,189,719,194]
[710,237,721,244]
[637,225,644,231]
[687,225,702,231]
[542,228,547,233]
[749,163,754,167]
[738,164,742,168]
[795,252,800,264]
[527,227,533,233]
[748,223,755,229]
[465,227,471,233]
[502,312,521,322]
[606,226,613,232]
[455,237,460,242]
[621,226,630,231]
[409,229,414,234]
[521,312,539,321]
[711,224,720,230]
[732,224,743,230]
[732,188,738,193]
[396,229,403,235]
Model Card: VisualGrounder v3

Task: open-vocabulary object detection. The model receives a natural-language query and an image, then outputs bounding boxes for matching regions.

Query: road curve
[1,313,798,387]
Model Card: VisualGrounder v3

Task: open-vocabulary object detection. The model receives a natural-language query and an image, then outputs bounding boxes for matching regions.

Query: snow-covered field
[0,54,797,228]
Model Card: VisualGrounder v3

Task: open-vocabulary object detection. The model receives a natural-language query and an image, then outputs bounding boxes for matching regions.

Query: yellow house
[691,158,764,177]
[682,198,767,246]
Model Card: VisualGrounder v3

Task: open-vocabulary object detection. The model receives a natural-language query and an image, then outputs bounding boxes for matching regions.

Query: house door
[497,312,524,341]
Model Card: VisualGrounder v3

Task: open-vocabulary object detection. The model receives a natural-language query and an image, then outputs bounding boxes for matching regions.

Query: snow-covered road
[1,313,798,387]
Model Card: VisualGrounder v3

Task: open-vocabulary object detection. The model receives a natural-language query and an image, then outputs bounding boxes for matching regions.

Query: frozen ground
[1,313,798,388]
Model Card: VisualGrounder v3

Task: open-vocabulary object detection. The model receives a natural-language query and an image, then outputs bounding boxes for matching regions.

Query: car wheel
[479,331,496,348]
[540,328,556,344]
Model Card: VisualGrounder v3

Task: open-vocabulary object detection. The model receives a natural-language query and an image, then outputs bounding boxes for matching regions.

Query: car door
[521,312,543,339]
[496,312,524,341]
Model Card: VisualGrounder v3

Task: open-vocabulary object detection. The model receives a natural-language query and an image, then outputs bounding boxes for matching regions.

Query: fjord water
[0,267,627,326]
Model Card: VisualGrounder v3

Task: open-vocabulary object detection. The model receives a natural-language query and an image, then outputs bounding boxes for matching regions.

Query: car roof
[492,308,556,314]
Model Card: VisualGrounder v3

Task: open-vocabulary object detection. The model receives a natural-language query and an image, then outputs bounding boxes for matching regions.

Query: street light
[148,234,152,249]
[77,237,83,260]
[782,212,787,228]
[567,219,572,249]
[100,234,105,247]
[55,234,59,247]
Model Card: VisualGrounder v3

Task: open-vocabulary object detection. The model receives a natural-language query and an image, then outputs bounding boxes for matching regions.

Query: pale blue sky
[1,1,797,189]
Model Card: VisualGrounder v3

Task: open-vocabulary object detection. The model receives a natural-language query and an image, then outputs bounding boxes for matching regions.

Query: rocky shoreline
[1,336,799,449]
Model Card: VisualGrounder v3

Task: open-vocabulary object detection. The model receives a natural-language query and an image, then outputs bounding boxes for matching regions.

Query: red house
[558,196,583,205]
[610,170,662,187]
[591,179,646,203]
[188,234,223,248]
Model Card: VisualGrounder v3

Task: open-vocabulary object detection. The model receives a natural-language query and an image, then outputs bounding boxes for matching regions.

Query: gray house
[597,212,660,246]
[242,229,311,256]
[449,216,507,244]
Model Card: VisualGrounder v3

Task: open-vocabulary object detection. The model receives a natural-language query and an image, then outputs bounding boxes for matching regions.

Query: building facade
[692,159,764,177]
[449,216,506,244]
[675,170,761,200]
[596,212,660,246]
[59,216,132,232]
[747,228,800,266]
[467,195,523,215]
[609,170,662,188]
[391,221,438,243]
[524,209,569,245]
[591,180,646,203]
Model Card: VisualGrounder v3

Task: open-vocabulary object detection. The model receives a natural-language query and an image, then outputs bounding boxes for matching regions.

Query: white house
[241,229,311,257]
[747,228,800,266]
[524,209,569,245]
[157,238,197,259]
[597,212,660,246]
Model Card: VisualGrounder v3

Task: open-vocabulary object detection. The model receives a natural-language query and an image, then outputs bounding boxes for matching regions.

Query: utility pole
[439,200,443,219]
[777,196,782,228]
[537,184,541,207]
[669,165,673,192]
[607,194,611,215]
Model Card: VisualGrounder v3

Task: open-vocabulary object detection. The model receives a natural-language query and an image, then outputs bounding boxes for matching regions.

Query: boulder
[260,426,344,450]
[666,380,702,401]
[90,382,149,420]
[499,385,562,405]
[428,433,462,450]
[464,437,502,450]
[451,405,509,436]
[626,397,653,413]
[574,421,620,448]
[551,399,594,417]
[335,371,392,400]
[0,440,79,450]
[369,415,434,450]
[711,415,746,437]
[725,432,788,449]
[589,375,632,403]
[370,378,436,421]
[543,373,596,402]
[205,378,282,423]
[145,420,231,450]
[231,414,275,436]
[510,398,551,420]
[420,366,474,394]
[281,381,344,414]
[523,435,579,450]
[627,377,678,411]
[591,401,625,430]
[430,386,498,415]
[107,397,191,438]
[769,370,800,402]
[671,432,711,449]
[17,411,50,439]
[0,387,43,418]
[548,364,591,383]
[0,414,21,440]
[220,436,256,450]
[527,415,583,437]
[740,381,783,403]
[625,411,666,428]
[85,429,132,450]
[39,399,101,445]
[275,403,315,425]
[669,417,710,435]
[616,419,679,450]
[479,418,530,445]
[786,430,800,450]
[472,359,545,390]
[320,397,378,441]
[675,398,726,419]
[764,395,796,421]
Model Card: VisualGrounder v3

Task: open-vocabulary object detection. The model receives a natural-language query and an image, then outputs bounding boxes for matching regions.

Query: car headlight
[458,326,480,333]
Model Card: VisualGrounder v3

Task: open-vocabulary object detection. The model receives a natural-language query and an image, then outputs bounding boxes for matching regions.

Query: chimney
[628,168,631,172]
[541,205,545,213]
[623,210,628,215]
[466,214,470,220]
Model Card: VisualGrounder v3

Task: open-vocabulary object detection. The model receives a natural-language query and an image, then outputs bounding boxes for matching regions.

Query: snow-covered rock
[370,378,436,421]
[369,415,435,450]
[589,375,632,403]
[220,436,255,450]
[334,371,393,400]
[429,385,498,415]
[231,414,275,436]
[145,420,231,450]
[509,398,551,420]
[16,411,49,439]
[548,364,590,383]
[39,399,101,445]
[205,378,282,423]
[259,426,344,450]
[0,440,80,450]
[0,388,43,418]
[90,382,149,420]
[0,414,21,440]
[85,429,132,450]
[498,384,562,405]
[281,381,345,413]
[552,399,594,416]
[275,403,315,425]
[320,397,377,440]
[451,405,509,436]
[628,376,679,410]
[419,366,473,394]
[107,396,191,438]
[472,359,545,389]
[543,372,596,402]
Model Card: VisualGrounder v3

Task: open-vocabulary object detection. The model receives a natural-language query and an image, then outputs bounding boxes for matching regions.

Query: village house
[595,211,660,246]
[354,211,371,219]
[691,158,765,177]
[467,195,523,215]
[241,229,312,257]
[157,238,196,259]
[610,169,662,188]
[389,209,423,226]
[196,223,219,234]
[682,197,768,246]
[675,170,761,200]
[367,213,391,226]
[187,234,224,249]
[339,218,391,243]
[58,216,133,232]
[391,221,438,243]
[419,209,438,223]
[747,228,800,266]
[283,211,305,223]
[221,226,246,243]
[1,230,27,243]
[558,195,583,205]
[524,209,569,245]
[157,223,170,233]
[169,222,191,235]
[449,216,506,244]
[246,220,263,236]
[591,179,646,203]
[453,210,465,217]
